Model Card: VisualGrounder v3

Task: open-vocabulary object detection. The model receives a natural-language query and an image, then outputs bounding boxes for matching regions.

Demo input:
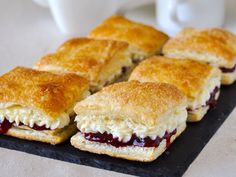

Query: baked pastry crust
[188,106,209,122]
[163,28,236,68]
[129,56,221,122]
[89,15,169,60]
[129,56,221,101]
[74,81,186,126]
[71,122,186,162]
[0,67,89,122]
[34,38,132,91]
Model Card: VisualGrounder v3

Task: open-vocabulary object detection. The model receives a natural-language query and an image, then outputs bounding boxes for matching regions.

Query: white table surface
[0,0,235,177]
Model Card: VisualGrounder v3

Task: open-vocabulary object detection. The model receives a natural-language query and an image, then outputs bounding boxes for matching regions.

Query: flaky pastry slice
[71,81,187,162]
[89,15,169,62]
[129,56,221,122]
[163,28,236,85]
[0,67,89,144]
[34,38,132,92]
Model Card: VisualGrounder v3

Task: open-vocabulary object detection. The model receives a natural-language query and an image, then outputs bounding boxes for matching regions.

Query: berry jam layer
[220,64,236,73]
[0,119,12,134]
[187,87,219,112]
[0,118,51,134]
[81,129,177,148]
[121,66,128,74]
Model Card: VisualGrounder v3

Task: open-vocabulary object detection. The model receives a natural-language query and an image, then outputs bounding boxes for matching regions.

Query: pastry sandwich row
[34,15,169,92]
[0,67,187,162]
[0,15,235,162]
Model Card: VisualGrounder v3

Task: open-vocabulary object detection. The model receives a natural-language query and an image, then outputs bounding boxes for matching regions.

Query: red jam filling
[206,87,220,108]
[121,66,127,74]
[220,64,236,73]
[81,129,177,148]
[0,119,13,134]
[19,123,51,131]
[187,87,219,112]
[0,118,51,134]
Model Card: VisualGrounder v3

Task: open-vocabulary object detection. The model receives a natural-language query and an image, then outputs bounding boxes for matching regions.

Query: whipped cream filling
[0,90,90,130]
[75,106,187,142]
[0,103,74,129]
[188,74,221,110]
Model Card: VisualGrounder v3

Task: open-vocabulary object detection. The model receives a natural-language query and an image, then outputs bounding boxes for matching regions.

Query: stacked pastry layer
[34,38,133,92]
[0,67,89,145]
[163,28,236,85]
[0,15,236,162]
[89,15,169,61]
[71,81,187,162]
[129,56,221,122]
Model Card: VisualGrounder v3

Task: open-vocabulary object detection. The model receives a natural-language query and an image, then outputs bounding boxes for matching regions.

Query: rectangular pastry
[34,38,132,92]
[163,28,236,85]
[0,67,89,145]
[71,81,187,162]
[89,15,169,62]
[129,56,221,122]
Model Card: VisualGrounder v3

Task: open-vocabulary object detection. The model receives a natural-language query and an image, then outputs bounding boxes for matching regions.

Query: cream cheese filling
[188,74,221,110]
[75,106,187,142]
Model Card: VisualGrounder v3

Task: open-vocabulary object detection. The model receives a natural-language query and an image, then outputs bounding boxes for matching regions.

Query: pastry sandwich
[129,56,221,122]
[71,81,187,162]
[34,38,132,92]
[89,15,169,62]
[163,28,236,85]
[0,67,89,144]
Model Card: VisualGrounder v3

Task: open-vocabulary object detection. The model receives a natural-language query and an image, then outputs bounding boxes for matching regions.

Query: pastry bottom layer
[221,69,236,85]
[187,106,209,122]
[5,123,77,145]
[71,122,186,162]
[187,89,220,122]
[81,129,176,148]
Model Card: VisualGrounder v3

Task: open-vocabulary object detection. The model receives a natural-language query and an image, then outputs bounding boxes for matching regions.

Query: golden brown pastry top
[0,67,89,120]
[89,15,169,56]
[129,56,219,99]
[163,28,236,67]
[34,38,131,85]
[74,81,186,126]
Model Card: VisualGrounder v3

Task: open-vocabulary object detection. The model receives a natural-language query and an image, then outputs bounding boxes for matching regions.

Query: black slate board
[0,83,236,177]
